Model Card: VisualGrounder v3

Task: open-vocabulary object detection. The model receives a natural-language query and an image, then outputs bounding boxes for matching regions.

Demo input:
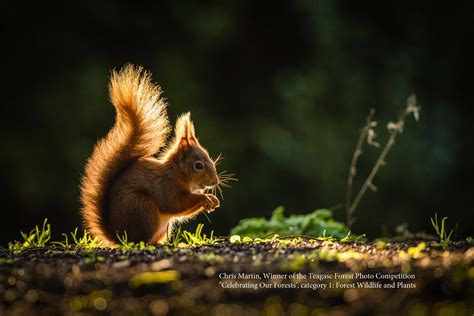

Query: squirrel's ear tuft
[175,112,197,145]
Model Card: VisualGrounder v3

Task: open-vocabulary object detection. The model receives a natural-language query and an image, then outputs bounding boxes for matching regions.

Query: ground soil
[0,239,473,315]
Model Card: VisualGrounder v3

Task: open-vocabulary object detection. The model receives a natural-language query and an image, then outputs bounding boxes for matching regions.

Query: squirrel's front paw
[203,194,220,212]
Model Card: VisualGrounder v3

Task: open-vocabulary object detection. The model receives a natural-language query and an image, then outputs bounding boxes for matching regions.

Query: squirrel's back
[80,65,170,246]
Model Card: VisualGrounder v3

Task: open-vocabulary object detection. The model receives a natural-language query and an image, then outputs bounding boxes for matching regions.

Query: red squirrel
[80,64,221,247]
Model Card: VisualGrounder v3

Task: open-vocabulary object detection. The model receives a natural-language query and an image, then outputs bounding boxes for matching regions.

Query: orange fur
[80,64,219,247]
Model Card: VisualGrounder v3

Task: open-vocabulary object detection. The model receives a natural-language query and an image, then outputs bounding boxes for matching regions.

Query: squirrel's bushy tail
[80,64,170,246]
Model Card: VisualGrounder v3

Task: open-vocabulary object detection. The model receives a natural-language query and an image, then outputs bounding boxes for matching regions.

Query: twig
[345,109,376,227]
[346,94,419,228]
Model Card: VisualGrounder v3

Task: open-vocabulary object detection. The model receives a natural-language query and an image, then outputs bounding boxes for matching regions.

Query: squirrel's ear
[175,112,197,146]
[178,137,190,150]
[177,137,190,160]
[187,121,197,145]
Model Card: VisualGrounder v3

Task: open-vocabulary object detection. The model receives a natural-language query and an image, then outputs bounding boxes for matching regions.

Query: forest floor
[0,239,473,316]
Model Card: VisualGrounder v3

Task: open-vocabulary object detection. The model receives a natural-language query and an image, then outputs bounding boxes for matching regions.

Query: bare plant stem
[346,94,418,228]
[347,130,395,227]
[345,109,375,227]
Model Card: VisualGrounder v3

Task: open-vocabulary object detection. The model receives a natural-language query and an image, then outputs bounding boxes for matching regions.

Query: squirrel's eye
[194,161,204,172]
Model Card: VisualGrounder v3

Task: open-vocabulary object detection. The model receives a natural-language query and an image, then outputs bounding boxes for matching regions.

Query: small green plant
[52,228,102,248]
[72,228,102,248]
[165,223,220,247]
[115,231,155,250]
[9,218,52,250]
[166,225,183,247]
[116,231,135,250]
[114,224,219,249]
[181,223,220,246]
[52,233,70,248]
[316,229,334,241]
[230,206,354,239]
[430,212,453,248]
[340,231,357,243]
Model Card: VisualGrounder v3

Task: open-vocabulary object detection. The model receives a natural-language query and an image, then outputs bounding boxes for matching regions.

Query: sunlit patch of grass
[166,225,183,247]
[165,224,222,247]
[116,231,133,250]
[9,219,105,251]
[53,228,102,248]
[180,223,221,246]
[431,212,454,249]
[115,231,156,250]
[114,223,221,249]
[8,218,51,250]
[7,218,226,252]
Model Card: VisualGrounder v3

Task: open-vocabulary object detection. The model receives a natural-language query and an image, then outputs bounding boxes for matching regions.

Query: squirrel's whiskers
[204,154,237,201]
[213,153,223,166]
[212,168,238,200]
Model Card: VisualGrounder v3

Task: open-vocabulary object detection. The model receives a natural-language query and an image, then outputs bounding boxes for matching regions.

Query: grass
[9,219,104,251]
[430,212,454,249]
[7,218,361,252]
[6,211,461,252]
[116,231,134,250]
[8,218,51,250]
[7,219,222,251]
[180,223,221,246]
[166,225,183,247]
[115,231,156,250]
[52,228,103,248]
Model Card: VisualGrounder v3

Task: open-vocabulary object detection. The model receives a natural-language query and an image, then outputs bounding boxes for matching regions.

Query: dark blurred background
[2,1,473,244]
